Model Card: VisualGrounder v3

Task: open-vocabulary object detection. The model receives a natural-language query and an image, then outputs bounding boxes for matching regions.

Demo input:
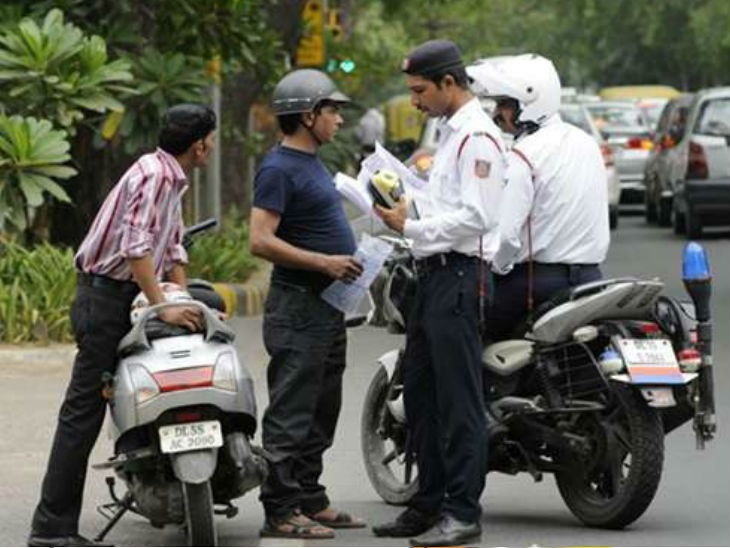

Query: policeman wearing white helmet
[467,54,609,341]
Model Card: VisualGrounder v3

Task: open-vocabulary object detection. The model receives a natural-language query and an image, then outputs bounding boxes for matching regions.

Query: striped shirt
[74,148,188,281]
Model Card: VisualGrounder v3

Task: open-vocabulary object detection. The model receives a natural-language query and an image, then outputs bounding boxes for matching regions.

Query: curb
[216,262,271,317]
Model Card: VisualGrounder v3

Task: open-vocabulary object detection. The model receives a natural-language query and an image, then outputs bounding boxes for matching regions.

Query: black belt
[270,279,322,295]
[513,262,599,274]
[77,272,139,296]
[414,252,482,272]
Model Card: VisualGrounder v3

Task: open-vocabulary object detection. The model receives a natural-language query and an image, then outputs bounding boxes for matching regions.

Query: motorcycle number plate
[618,338,684,384]
[158,420,223,454]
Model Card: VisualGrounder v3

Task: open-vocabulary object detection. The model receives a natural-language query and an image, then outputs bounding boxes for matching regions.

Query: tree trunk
[219,0,307,219]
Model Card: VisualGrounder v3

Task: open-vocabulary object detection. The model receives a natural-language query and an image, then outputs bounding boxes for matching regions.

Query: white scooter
[92,220,267,546]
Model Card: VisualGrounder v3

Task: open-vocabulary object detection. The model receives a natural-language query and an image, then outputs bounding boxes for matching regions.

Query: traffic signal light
[325,56,356,74]
[339,59,356,73]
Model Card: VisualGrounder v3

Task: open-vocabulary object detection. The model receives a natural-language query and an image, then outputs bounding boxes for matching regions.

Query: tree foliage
[0,9,125,238]
[342,0,730,102]
[0,9,134,131]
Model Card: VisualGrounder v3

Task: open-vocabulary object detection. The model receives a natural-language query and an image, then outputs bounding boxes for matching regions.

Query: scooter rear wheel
[182,481,217,546]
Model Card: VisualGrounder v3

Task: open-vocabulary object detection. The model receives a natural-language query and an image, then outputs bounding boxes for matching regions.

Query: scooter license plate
[617,338,684,384]
[158,420,223,454]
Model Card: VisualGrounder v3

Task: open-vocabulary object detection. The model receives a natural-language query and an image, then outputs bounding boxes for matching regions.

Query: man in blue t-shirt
[249,68,365,540]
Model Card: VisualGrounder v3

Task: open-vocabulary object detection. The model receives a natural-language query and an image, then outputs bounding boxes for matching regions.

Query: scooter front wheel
[182,481,217,546]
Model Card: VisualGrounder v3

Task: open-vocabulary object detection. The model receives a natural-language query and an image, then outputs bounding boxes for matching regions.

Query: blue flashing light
[682,241,711,281]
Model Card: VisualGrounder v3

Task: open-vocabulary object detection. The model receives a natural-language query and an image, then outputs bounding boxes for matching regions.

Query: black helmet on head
[272,69,350,115]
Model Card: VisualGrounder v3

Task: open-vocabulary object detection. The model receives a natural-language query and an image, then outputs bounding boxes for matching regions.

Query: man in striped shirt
[28,104,215,547]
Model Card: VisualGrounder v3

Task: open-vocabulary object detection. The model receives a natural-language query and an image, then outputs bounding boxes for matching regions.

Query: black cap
[401,39,464,76]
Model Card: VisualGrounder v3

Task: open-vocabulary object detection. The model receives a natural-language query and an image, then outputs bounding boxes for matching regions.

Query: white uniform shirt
[403,97,506,259]
[492,114,610,274]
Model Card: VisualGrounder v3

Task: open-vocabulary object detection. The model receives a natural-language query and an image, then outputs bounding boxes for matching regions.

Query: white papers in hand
[334,172,373,216]
[321,233,394,315]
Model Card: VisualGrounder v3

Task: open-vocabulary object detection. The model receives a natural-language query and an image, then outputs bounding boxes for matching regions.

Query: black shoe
[410,514,481,547]
[27,534,114,547]
[372,507,439,538]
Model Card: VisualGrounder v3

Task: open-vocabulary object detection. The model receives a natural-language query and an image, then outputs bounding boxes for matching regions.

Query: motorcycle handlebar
[183,218,218,250]
[184,218,218,238]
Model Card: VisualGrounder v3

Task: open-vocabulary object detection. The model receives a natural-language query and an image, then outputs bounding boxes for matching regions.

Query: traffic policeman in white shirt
[374,39,506,547]
[467,54,610,342]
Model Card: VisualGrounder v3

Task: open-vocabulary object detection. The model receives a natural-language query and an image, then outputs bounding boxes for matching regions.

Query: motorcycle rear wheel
[361,366,418,505]
[182,481,217,546]
[555,384,664,529]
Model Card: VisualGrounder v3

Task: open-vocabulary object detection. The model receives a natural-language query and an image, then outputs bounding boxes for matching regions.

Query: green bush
[0,213,259,343]
[0,236,75,343]
[186,215,258,284]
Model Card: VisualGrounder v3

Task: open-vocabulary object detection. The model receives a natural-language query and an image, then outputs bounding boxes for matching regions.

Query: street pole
[205,56,222,226]
[206,81,221,225]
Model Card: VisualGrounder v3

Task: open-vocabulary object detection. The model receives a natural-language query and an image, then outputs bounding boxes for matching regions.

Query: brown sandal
[260,511,335,539]
[306,508,367,529]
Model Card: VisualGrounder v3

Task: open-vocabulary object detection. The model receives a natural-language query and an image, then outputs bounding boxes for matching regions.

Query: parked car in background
[637,97,670,129]
[643,93,695,226]
[559,103,621,229]
[585,101,654,205]
[662,87,730,238]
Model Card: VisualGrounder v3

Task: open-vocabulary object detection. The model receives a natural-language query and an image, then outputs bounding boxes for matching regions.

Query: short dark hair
[425,66,469,90]
[158,103,216,155]
[276,100,342,135]
[277,113,301,135]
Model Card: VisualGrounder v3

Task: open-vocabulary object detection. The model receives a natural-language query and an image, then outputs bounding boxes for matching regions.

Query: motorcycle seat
[507,287,573,339]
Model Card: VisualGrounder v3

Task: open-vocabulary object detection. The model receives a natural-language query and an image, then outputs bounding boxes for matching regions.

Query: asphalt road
[1,215,728,547]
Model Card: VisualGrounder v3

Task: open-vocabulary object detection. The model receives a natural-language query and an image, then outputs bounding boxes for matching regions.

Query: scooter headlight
[128,363,160,405]
[212,351,237,392]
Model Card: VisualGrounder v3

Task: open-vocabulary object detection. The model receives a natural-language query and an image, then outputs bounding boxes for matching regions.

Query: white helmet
[130,282,193,324]
[467,53,561,125]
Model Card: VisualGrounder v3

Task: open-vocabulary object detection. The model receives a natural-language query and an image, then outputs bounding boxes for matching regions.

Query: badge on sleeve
[474,159,491,178]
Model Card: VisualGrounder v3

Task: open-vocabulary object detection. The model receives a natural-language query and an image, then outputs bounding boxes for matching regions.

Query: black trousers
[483,262,602,342]
[259,282,346,520]
[31,283,134,536]
[403,258,487,523]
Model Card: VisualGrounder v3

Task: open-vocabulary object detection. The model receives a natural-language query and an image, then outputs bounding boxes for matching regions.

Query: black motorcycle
[361,237,716,529]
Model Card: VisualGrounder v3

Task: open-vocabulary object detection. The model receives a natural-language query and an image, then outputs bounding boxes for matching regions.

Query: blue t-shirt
[253,145,356,291]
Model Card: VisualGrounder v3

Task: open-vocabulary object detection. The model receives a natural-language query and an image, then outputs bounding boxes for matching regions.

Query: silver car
[664,87,730,237]
[643,94,694,226]
[585,101,654,206]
